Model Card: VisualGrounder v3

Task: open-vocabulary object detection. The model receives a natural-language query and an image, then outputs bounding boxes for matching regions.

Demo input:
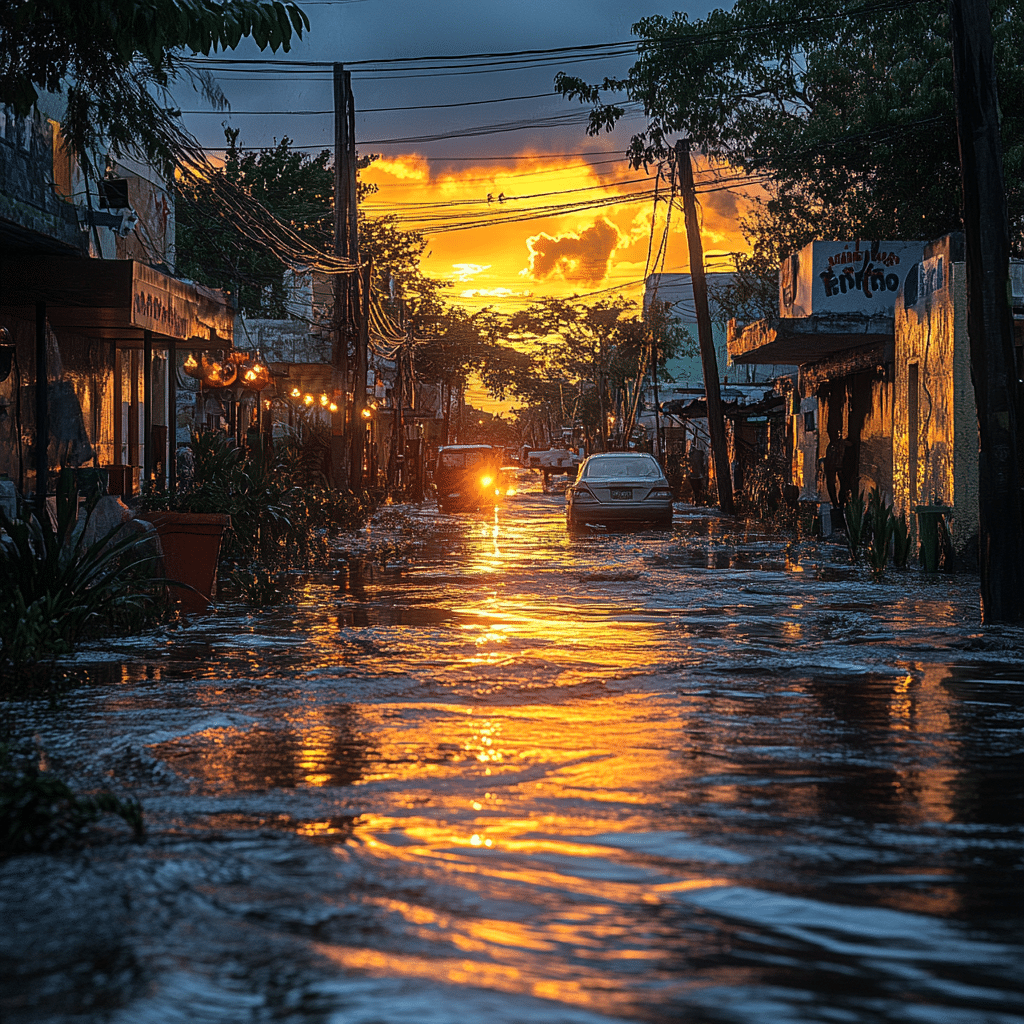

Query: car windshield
[440,449,486,469]
[583,456,661,479]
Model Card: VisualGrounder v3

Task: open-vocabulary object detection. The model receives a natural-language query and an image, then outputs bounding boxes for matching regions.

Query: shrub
[0,472,167,675]
[842,490,867,562]
[866,488,896,572]
[143,431,381,573]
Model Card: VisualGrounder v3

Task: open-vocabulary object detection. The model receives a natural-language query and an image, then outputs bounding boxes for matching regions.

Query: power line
[363,173,657,209]
[191,105,642,150]
[183,1,936,74]
[177,90,573,115]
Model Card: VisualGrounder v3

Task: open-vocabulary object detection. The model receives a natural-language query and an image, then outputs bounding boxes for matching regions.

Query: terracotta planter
[145,512,231,613]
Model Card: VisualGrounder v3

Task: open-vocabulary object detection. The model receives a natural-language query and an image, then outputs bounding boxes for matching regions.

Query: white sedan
[565,452,674,531]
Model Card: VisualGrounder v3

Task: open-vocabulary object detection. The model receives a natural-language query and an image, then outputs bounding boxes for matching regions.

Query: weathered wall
[893,238,977,556]
[856,374,893,501]
[0,110,83,253]
[238,318,331,364]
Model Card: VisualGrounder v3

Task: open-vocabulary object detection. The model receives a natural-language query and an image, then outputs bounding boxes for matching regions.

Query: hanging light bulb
[319,393,329,407]
[183,352,202,379]
[290,386,301,398]
[202,354,237,387]
[303,394,314,406]
[328,402,339,413]
[242,360,271,391]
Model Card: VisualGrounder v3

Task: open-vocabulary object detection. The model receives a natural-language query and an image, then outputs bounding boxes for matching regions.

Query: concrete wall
[893,238,978,556]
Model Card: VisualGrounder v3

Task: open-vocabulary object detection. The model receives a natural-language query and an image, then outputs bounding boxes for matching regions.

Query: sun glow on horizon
[362,149,758,315]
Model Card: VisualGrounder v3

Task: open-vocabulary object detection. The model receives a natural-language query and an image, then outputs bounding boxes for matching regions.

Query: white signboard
[779,240,925,318]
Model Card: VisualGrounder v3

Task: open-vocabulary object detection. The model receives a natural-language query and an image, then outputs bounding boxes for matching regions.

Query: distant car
[434,444,504,512]
[565,452,673,530]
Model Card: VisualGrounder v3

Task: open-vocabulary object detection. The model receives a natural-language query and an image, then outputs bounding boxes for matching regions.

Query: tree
[177,129,337,316]
[414,307,499,444]
[507,297,641,451]
[176,131,444,318]
[556,0,1024,313]
[0,0,309,178]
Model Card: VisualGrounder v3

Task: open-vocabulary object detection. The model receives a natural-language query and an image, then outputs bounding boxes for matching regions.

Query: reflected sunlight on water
[7,483,1024,1024]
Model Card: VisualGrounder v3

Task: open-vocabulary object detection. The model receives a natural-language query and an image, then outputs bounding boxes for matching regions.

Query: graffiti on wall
[819,247,904,301]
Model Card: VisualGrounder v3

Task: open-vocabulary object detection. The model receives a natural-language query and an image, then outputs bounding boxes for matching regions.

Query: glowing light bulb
[328,402,338,413]
[303,394,314,406]
[291,387,301,398]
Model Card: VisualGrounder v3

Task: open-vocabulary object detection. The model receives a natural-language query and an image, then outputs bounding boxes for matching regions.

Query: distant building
[644,272,795,502]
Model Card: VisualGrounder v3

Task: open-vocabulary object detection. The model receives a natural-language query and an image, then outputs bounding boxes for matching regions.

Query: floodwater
[3,479,1024,1024]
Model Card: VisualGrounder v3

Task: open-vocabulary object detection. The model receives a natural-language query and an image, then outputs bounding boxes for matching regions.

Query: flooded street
[3,479,1024,1024]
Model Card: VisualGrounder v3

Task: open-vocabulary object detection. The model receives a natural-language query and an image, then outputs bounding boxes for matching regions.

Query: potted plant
[137,432,237,613]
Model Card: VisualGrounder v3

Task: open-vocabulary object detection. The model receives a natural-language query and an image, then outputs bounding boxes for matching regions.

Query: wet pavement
[3,479,1024,1023]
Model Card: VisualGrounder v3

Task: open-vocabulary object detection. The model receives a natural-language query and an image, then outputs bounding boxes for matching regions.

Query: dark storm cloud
[180,0,684,157]
[526,218,620,284]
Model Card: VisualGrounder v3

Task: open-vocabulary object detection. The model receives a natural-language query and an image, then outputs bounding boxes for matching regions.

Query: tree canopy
[0,0,309,176]
[556,0,1024,314]
[176,131,444,318]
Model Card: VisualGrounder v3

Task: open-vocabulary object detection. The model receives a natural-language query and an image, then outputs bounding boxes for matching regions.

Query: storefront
[0,256,233,506]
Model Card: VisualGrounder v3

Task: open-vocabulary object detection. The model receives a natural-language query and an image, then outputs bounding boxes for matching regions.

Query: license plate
[611,488,632,500]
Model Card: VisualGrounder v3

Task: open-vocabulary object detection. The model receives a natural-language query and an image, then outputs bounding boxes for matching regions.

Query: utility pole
[332,62,357,490]
[675,138,734,515]
[351,258,370,491]
[34,300,47,519]
[949,0,1024,622]
[651,328,663,464]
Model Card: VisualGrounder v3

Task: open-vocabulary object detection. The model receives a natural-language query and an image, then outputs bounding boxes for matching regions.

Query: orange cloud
[361,150,759,313]
[371,154,430,181]
[523,218,622,286]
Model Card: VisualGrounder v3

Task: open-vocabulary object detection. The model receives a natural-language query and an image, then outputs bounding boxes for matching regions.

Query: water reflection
[5,482,1024,1024]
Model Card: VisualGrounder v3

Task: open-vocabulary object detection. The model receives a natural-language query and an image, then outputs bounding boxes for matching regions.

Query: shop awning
[0,256,233,348]
[729,312,892,365]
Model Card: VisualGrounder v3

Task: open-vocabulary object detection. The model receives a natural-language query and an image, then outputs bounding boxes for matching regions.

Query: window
[584,456,661,479]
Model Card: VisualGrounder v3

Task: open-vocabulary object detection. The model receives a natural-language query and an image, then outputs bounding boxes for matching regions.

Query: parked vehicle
[521,447,582,493]
[435,445,505,512]
[566,452,673,530]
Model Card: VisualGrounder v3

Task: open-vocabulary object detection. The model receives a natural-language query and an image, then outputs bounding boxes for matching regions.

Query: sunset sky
[178,0,757,408]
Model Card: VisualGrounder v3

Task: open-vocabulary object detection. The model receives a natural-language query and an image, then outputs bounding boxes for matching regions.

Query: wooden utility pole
[351,258,370,491]
[949,0,1024,622]
[651,330,663,464]
[34,300,47,518]
[675,139,734,514]
[332,63,357,490]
